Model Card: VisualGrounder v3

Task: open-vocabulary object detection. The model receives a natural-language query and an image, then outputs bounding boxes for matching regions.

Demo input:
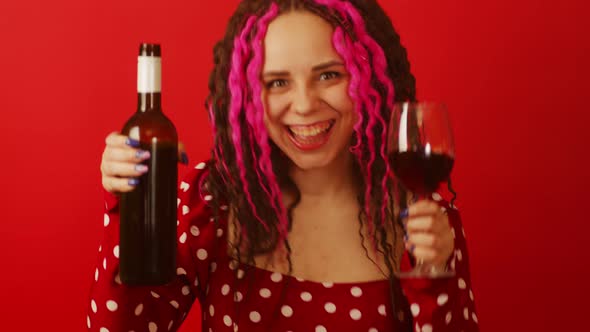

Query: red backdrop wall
[1,0,588,331]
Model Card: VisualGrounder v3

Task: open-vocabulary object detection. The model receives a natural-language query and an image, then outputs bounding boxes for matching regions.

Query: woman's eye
[266,79,287,89]
[319,71,341,81]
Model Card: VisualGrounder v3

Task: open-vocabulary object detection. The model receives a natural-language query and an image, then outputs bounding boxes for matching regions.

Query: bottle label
[137,56,161,93]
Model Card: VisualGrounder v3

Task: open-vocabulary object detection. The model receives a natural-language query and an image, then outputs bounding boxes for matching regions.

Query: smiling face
[262,10,356,171]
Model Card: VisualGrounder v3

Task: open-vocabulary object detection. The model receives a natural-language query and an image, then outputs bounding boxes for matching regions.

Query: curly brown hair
[203,0,416,329]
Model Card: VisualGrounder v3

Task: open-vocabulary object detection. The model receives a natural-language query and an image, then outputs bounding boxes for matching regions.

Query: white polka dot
[445,311,452,324]
[194,277,199,287]
[177,267,187,275]
[350,308,362,320]
[149,322,158,332]
[170,300,179,309]
[259,288,272,298]
[472,312,478,323]
[296,277,305,282]
[282,305,293,317]
[168,320,174,331]
[223,315,232,327]
[450,259,456,270]
[458,278,467,289]
[106,300,118,311]
[209,305,215,317]
[197,249,208,260]
[210,262,217,272]
[135,303,144,316]
[234,291,243,302]
[316,326,327,332]
[179,232,187,244]
[456,249,463,261]
[190,225,200,236]
[180,181,190,192]
[87,316,91,328]
[322,282,334,288]
[196,162,206,169]
[378,304,387,316]
[410,303,420,317]
[182,205,190,215]
[237,269,245,279]
[177,220,179,226]
[204,195,213,201]
[182,286,190,296]
[177,198,181,207]
[104,214,110,227]
[415,325,422,332]
[422,324,433,332]
[432,192,442,201]
[91,299,97,313]
[221,284,230,296]
[441,206,447,213]
[102,258,107,270]
[94,268,99,282]
[300,291,312,302]
[351,286,363,297]
[113,245,119,259]
[437,293,449,306]
[463,307,469,320]
[98,245,102,252]
[220,205,229,211]
[271,272,283,282]
[99,328,109,332]
[451,228,456,238]
[469,289,475,301]
[325,302,336,313]
[151,291,160,298]
[462,227,466,237]
[249,311,261,323]
[217,228,224,237]
[369,329,378,332]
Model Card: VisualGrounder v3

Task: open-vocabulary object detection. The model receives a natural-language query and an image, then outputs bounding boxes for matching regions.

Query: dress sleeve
[400,198,480,332]
[87,162,218,332]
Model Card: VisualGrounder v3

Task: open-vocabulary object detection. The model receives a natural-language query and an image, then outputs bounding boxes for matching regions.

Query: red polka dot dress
[88,162,479,331]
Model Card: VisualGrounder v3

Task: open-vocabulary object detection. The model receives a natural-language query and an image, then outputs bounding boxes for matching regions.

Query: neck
[288,151,358,201]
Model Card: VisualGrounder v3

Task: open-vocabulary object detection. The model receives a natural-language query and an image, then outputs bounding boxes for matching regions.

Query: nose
[291,84,317,115]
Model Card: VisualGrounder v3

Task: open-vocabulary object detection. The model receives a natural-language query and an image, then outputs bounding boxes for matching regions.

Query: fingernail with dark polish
[135,164,148,173]
[136,150,150,160]
[180,152,189,165]
[126,138,140,147]
[410,244,415,253]
[400,209,409,219]
[128,178,140,186]
[403,234,409,242]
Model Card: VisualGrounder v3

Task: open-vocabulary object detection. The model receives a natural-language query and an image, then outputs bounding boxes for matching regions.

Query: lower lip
[287,124,334,151]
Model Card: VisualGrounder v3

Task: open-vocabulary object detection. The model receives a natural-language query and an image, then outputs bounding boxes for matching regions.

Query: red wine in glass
[388,102,456,278]
[389,150,454,197]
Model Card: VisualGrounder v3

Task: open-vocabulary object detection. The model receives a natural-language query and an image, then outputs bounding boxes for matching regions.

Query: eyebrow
[262,60,345,78]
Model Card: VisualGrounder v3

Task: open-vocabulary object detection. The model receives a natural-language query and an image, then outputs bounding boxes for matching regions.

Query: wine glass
[388,102,455,278]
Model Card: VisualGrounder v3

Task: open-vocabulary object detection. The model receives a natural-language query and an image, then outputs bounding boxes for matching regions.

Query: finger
[102,176,140,193]
[101,161,149,178]
[105,132,141,148]
[103,147,151,163]
[406,213,448,233]
[178,142,189,165]
[408,200,442,217]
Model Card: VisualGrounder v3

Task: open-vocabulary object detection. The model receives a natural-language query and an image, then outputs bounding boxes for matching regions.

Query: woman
[90,0,478,331]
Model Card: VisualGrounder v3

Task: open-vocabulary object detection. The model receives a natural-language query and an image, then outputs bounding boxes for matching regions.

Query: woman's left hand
[403,199,454,270]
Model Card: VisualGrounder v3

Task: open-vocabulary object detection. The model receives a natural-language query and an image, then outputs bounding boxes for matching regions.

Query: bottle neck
[137,93,162,112]
[137,55,162,113]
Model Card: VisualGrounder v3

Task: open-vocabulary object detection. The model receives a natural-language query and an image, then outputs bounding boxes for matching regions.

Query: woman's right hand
[100,132,152,193]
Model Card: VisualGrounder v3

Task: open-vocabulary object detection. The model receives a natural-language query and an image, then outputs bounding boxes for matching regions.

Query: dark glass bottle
[119,43,178,285]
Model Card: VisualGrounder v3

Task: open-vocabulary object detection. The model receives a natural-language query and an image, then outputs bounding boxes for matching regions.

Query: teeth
[289,122,331,137]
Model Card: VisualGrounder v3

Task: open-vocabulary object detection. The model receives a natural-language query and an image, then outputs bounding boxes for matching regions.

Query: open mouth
[286,120,336,151]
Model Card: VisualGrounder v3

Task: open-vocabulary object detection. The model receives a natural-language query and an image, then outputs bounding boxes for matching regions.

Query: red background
[1,0,588,331]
